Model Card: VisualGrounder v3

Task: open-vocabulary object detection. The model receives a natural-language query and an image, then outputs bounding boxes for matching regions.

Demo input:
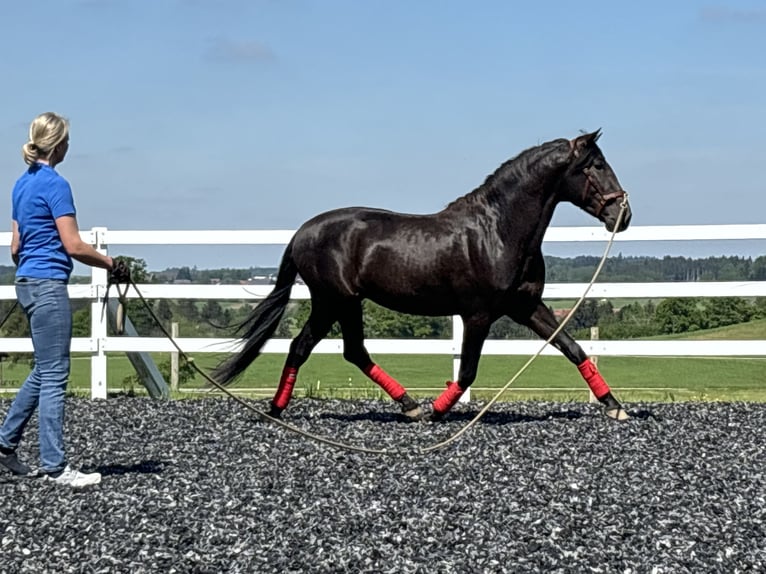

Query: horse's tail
[212,240,298,385]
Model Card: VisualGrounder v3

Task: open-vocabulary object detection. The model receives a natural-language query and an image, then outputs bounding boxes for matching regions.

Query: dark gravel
[1,397,764,573]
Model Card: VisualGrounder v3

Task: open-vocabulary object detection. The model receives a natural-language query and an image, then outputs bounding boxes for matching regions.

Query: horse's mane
[445,138,571,210]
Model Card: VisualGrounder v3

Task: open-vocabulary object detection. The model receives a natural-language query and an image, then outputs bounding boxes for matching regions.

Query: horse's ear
[569,129,602,159]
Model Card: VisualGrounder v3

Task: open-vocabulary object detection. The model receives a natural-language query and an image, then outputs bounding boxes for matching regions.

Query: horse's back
[290,207,464,307]
[293,206,438,250]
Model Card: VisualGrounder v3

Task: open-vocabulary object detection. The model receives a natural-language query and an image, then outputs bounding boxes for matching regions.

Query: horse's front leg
[430,315,490,421]
[513,300,629,420]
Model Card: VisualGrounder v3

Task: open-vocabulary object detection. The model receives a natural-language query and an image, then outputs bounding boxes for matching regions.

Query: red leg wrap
[432,381,464,414]
[577,359,611,399]
[273,366,298,409]
[363,364,407,401]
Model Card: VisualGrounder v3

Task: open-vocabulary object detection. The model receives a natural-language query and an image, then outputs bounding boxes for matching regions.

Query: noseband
[582,166,627,217]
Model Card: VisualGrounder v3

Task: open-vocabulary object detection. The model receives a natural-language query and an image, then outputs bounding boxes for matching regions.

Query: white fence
[0,224,765,399]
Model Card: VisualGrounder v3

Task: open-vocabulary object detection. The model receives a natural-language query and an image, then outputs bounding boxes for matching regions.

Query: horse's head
[562,130,631,232]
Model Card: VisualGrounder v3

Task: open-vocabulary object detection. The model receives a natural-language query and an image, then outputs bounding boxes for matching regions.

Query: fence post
[90,227,109,399]
[170,322,179,392]
[589,326,599,403]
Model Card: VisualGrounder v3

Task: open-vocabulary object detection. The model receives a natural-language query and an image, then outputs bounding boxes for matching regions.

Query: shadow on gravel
[314,412,406,424]
[269,406,660,426]
[318,409,587,425]
[625,408,660,420]
[443,409,585,425]
[448,408,661,424]
[96,460,168,476]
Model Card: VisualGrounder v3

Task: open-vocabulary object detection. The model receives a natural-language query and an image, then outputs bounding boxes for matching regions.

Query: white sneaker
[45,465,102,487]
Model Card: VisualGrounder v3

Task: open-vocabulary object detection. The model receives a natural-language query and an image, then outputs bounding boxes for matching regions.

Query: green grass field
[1,320,763,402]
[655,318,766,340]
[3,352,762,403]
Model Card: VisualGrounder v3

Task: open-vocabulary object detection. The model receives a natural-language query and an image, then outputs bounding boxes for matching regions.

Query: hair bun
[22,112,69,166]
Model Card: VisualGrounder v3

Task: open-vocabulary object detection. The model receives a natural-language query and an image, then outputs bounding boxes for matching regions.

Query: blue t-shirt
[12,163,76,280]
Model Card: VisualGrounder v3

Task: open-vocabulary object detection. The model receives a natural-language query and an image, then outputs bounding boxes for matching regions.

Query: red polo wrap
[577,359,611,399]
[363,364,406,401]
[432,381,464,414]
[273,366,298,409]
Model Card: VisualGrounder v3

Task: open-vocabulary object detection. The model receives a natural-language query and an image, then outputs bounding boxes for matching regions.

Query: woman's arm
[55,215,113,270]
[11,220,19,266]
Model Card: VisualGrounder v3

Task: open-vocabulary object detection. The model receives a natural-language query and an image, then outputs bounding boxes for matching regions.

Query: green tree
[0,302,30,364]
[72,307,90,337]
[701,297,752,329]
[275,300,450,340]
[201,300,225,324]
[597,301,661,339]
[176,299,199,322]
[571,300,600,330]
[272,301,306,338]
[175,266,193,282]
[751,257,766,281]
[0,301,27,337]
[155,299,173,325]
[488,316,535,339]
[753,298,766,319]
[363,302,449,339]
[654,298,705,334]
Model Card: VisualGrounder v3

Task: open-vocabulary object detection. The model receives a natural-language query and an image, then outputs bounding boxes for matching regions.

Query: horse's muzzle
[603,196,631,233]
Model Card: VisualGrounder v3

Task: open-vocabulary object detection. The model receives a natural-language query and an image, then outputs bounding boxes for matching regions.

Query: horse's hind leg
[337,301,422,420]
[512,301,629,421]
[269,300,336,418]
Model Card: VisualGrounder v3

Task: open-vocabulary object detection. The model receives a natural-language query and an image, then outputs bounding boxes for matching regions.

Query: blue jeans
[0,278,71,473]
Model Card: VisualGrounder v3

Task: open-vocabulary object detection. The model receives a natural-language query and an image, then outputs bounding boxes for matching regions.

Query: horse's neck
[492,181,560,250]
[443,174,561,250]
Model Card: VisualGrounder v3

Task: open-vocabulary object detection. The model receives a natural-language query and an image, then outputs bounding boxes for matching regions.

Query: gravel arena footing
[1,397,765,573]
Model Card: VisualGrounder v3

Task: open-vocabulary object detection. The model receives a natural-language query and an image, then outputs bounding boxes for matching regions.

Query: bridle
[581,165,628,218]
[568,138,628,218]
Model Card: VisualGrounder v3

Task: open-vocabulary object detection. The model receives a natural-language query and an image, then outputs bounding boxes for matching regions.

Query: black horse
[214,130,632,421]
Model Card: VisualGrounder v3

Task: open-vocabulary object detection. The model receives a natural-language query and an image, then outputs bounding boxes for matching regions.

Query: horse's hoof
[398,394,422,420]
[401,406,423,421]
[426,411,445,423]
[605,408,630,421]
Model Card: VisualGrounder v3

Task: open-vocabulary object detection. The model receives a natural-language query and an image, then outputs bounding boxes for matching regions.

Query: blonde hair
[22,112,70,166]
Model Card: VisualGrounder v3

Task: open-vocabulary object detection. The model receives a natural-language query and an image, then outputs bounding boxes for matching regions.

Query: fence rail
[0,224,765,399]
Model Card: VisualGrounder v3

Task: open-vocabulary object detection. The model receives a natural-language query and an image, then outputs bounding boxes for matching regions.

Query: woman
[0,112,118,487]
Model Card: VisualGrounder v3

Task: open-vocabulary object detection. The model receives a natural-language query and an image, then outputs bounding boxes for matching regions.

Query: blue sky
[1,0,765,270]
